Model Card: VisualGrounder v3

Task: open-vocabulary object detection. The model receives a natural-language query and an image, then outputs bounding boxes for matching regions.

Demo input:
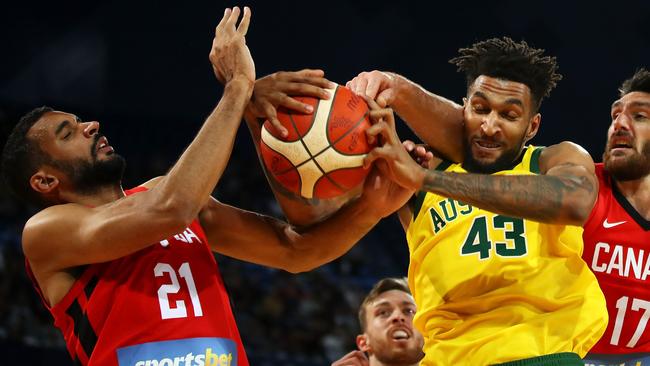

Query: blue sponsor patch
[117,337,237,366]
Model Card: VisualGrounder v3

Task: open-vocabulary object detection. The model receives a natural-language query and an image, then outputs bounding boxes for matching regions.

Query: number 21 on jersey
[155,262,203,319]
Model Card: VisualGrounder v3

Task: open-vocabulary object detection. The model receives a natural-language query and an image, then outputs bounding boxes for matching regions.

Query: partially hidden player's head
[603,68,650,181]
[1,106,125,208]
[357,277,424,366]
[450,37,562,174]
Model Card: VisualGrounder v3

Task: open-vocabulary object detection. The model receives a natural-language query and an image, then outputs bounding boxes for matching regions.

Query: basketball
[260,85,375,199]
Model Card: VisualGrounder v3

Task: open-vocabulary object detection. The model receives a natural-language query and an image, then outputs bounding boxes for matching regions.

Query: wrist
[414,166,427,191]
[225,75,255,95]
[388,73,408,108]
[354,194,385,222]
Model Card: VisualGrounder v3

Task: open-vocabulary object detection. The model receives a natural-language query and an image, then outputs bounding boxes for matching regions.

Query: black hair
[1,106,54,207]
[619,68,650,97]
[449,37,562,111]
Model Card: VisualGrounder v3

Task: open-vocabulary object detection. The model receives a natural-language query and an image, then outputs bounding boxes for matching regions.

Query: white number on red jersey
[154,262,204,319]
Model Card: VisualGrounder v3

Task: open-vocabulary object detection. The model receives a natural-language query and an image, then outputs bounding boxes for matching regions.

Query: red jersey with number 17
[26,186,249,365]
[582,163,650,354]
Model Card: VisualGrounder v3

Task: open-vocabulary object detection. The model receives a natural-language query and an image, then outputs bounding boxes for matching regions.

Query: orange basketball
[260,85,375,199]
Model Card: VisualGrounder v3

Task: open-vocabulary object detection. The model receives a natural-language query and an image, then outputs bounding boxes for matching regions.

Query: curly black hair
[1,106,54,207]
[619,68,650,97]
[449,37,562,112]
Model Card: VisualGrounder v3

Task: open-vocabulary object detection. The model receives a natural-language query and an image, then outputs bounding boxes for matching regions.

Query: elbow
[149,196,198,233]
[564,193,596,226]
[277,249,318,274]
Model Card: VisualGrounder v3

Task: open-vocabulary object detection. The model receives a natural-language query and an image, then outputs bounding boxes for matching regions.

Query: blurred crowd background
[1,1,649,365]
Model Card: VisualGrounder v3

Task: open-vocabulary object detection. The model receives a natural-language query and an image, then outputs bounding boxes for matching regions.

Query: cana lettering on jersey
[591,242,650,280]
[117,337,236,366]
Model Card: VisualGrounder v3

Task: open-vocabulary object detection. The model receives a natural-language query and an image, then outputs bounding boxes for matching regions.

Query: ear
[30,170,60,195]
[525,113,541,143]
[356,334,371,353]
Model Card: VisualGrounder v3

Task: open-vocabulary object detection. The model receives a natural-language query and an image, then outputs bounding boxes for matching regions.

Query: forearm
[421,169,596,225]
[283,197,380,273]
[390,74,465,162]
[159,78,253,216]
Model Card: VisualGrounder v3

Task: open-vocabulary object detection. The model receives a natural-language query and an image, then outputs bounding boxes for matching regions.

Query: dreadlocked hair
[619,68,650,97]
[449,37,562,111]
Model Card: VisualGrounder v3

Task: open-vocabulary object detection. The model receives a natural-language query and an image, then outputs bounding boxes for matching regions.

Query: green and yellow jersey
[406,145,607,365]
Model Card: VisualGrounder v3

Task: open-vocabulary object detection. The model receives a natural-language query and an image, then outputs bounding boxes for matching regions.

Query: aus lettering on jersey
[159,228,202,247]
[591,242,650,280]
[428,198,474,233]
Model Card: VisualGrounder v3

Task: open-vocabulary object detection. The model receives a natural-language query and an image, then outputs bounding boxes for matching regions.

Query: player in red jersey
[582,69,650,366]
[0,7,411,366]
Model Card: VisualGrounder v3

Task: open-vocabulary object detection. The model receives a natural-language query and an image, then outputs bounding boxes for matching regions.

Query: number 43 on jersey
[461,215,528,260]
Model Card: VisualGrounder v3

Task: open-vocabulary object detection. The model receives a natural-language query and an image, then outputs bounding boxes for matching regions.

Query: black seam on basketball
[312,110,370,159]
[289,107,320,163]
[261,139,301,175]
[297,96,321,139]
[314,168,347,194]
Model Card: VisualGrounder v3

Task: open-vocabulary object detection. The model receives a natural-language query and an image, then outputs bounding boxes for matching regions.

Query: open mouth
[390,328,411,341]
[609,138,634,152]
[95,136,113,154]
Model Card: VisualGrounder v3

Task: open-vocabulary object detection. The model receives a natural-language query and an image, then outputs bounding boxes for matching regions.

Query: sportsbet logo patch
[117,337,237,366]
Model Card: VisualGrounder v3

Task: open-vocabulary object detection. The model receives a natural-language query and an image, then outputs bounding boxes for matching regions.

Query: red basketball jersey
[583,163,650,354]
[27,187,249,365]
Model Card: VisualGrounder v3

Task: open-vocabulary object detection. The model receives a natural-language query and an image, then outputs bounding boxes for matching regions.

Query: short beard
[51,150,126,195]
[461,137,525,174]
[604,141,650,181]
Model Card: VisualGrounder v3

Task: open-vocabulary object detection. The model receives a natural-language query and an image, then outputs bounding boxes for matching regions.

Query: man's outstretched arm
[199,167,414,273]
[363,101,598,226]
[347,70,465,163]
[23,7,255,273]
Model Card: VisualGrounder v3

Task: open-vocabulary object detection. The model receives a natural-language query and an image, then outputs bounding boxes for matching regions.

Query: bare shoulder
[538,141,594,174]
[22,203,91,261]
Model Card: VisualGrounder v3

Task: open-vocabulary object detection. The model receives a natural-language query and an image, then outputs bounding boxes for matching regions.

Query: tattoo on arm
[421,165,596,223]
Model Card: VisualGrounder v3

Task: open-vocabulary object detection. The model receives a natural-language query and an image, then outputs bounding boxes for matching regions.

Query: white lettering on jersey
[160,227,202,247]
[592,242,650,280]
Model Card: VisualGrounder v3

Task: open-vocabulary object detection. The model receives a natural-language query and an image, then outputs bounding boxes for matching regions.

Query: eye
[634,113,648,121]
[377,309,391,318]
[612,112,620,120]
[63,131,72,139]
[404,308,416,316]
[473,104,489,114]
[501,112,519,121]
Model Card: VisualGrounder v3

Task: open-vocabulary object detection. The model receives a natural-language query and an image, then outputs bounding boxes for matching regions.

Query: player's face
[604,91,650,181]
[462,76,540,174]
[361,290,424,364]
[28,111,125,193]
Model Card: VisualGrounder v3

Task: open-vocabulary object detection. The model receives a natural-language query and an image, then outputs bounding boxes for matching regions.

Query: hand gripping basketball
[260,86,376,199]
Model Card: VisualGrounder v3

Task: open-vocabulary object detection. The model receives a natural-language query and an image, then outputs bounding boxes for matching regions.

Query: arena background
[1,1,649,365]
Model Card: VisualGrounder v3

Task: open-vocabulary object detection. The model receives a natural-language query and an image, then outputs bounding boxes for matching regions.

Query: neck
[61,183,126,207]
[614,175,650,220]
